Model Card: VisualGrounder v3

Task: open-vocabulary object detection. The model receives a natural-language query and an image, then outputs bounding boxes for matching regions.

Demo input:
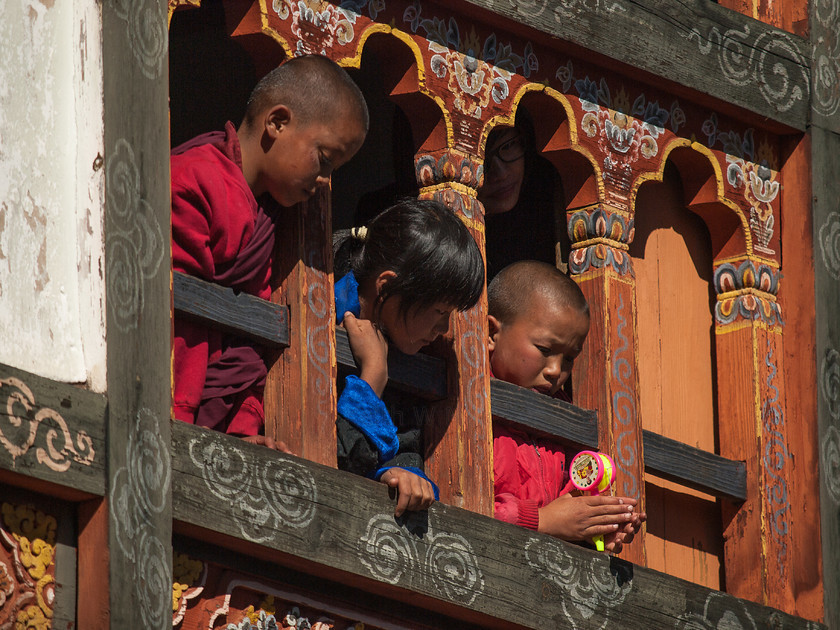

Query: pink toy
[569,450,616,551]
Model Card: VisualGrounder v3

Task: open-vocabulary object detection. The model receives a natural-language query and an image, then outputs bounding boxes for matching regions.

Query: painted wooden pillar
[569,200,647,566]
[103,0,173,626]
[266,187,338,467]
[416,149,494,516]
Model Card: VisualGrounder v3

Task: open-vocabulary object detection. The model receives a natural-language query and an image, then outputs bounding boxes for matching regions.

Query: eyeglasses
[486,133,525,164]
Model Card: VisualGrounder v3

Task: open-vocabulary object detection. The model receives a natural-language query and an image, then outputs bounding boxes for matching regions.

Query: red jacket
[171,122,275,435]
[493,385,573,531]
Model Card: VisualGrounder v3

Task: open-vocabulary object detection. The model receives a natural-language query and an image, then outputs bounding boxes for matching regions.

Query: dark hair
[334,199,485,317]
[488,260,588,325]
[243,54,369,131]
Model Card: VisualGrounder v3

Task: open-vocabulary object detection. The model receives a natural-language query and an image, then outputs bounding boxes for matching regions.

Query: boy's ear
[487,315,502,351]
[264,104,292,138]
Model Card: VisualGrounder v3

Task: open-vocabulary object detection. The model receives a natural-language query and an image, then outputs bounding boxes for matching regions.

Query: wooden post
[570,201,647,566]
[418,149,494,516]
[102,0,172,626]
[265,188,338,467]
[810,0,840,616]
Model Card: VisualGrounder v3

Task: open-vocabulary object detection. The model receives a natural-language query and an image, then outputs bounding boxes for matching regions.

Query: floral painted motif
[405,2,536,118]
[0,503,56,630]
[713,261,782,326]
[172,552,206,626]
[272,0,361,56]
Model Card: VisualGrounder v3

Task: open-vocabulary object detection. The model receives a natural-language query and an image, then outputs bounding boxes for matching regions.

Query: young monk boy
[171,54,368,449]
[488,260,646,552]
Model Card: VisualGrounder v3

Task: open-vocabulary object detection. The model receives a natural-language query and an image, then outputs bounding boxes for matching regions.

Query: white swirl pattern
[821,348,840,421]
[187,434,317,542]
[812,0,840,117]
[358,513,484,605]
[823,425,840,506]
[688,25,809,113]
[818,212,840,281]
[525,537,632,629]
[109,407,172,628]
[113,0,167,80]
[105,139,165,332]
[0,376,96,471]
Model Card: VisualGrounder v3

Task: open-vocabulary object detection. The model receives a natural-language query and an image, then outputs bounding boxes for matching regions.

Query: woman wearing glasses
[478,109,568,280]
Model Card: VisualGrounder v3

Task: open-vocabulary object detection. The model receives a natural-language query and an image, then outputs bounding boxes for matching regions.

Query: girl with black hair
[333,198,485,516]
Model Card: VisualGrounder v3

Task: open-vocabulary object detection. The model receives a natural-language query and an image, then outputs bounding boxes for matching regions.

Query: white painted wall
[0,0,106,391]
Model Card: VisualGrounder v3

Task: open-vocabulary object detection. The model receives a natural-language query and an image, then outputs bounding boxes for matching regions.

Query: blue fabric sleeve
[374,466,440,501]
[334,272,360,324]
[337,375,399,463]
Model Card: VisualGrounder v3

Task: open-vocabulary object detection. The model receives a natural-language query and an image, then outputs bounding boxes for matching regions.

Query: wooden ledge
[170,420,820,629]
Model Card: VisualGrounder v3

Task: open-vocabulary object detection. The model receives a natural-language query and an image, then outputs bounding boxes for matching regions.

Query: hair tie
[351,226,368,241]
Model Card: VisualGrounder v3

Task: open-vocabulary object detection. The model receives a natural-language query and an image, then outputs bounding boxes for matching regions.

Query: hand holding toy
[569,450,616,551]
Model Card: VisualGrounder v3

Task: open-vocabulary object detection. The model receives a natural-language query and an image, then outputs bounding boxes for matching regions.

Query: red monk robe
[171,122,279,435]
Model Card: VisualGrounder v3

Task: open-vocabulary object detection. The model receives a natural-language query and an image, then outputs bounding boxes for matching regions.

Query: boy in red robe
[488,260,646,553]
[171,55,368,448]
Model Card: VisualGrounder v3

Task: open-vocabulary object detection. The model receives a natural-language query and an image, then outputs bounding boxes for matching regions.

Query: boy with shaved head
[488,261,645,553]
[171,55,368,448]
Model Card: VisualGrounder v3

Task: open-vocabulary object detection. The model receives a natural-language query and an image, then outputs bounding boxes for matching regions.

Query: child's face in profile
[263,108,365,207]
[380,298,455,356]
[488,292,589,396]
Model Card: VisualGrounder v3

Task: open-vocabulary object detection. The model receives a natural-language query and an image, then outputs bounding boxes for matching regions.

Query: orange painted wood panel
[77,498,110,629]
[630,169,722,588]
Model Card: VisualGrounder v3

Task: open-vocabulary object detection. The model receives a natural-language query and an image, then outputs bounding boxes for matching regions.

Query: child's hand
[537,494,638,548]
[240,434,294,454]
[380,468,436,517]
[343,311,388,397]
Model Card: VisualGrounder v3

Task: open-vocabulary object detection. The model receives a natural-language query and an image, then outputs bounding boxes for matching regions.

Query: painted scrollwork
[0,376,95,472]
[358,513,484,605]
[525,536,633,630]
[812,0,840,117]
[822,424,840,506]
[105,139,165,332]
[109,407,172,628]
[112,0,167,80]
[818,211,840,281]
[688,25,809,114]
[188,433,317,543]
[762,348,790,575]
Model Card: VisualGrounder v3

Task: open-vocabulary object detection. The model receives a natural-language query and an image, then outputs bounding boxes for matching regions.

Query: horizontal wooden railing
[171,273,746,501]
[173,271,290,347]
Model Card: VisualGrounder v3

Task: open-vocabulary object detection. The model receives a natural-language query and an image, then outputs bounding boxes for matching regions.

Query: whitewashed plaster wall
[0,0,106,391]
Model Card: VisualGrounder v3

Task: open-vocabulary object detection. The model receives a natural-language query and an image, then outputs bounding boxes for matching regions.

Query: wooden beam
[457,0,810,131]
[0,362,106,497]
[490,379,747,501]
[170,419,823,630]
[490,379,598,450]
[642,429,746,501]
[335,327,448,400]
[173,271,290,347]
